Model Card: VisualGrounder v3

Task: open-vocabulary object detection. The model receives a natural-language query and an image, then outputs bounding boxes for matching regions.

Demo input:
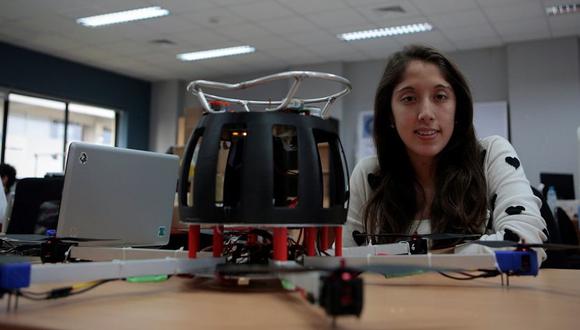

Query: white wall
[149,80,184,152]
[507,37,580,191]
[342,59,386,171]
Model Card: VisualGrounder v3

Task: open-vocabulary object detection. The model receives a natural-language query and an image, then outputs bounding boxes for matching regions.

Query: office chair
[5,177,64,234]
[532,186,580,269]
[531,186,562,244]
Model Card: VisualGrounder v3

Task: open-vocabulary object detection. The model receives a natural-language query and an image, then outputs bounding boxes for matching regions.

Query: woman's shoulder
[352,155,379,175]
[478,135,519,164]
[479,135,512,150]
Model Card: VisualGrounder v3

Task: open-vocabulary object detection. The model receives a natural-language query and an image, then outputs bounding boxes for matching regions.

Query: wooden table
[1,269,579,330]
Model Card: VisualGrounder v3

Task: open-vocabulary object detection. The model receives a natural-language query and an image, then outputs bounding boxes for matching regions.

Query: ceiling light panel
[338,23,433,41]
[177,46,256,61]
[77,6,170,27]
[546,4,580,16]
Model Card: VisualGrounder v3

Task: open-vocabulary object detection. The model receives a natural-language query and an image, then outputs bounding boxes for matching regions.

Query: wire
[66,280,116,297]
[18,279,117,301]
[438,270,500,281]
[438,272,478,281]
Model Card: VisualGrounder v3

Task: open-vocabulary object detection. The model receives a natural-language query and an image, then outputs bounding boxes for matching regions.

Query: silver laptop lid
[56,142,179,247]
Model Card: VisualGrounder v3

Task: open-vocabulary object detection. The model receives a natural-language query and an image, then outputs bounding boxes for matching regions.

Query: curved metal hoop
[186,71,352,118]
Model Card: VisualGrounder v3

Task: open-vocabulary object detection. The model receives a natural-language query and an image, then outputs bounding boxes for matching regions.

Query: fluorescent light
[69,103,116,119]
[77,6,169,27]
[338,23,433,41]
[545,3,579,16]
[9,94,66,110]
[177,45,256,61]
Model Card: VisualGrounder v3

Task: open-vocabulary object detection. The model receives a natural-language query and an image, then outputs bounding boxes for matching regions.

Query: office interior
[0,1,579,195]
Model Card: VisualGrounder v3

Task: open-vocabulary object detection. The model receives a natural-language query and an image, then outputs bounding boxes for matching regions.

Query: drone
[1,72,578,320]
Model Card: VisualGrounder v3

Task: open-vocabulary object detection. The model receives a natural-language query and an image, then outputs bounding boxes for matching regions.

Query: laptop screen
[56,142,179,247]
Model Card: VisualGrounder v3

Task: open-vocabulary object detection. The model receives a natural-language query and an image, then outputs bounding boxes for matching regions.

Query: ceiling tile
[62,26,129,45]
[550,28,580,38]
[244,35,298,50]
[439,23,499,41]
[0,22,45,42]
[482,1,546,22]
[324,23,378,35]
[257,16,322,34]
[0,0,69,20]
[428,9,489,29]
[26,34,84,52]
[263,47,323,64]
[548,14,580,31]
[343,0,402,6]
[211,0,262,7]
[493,17,551,39]
[278,0,349,14]
[179,7,246,27]
[305,8,370,29]
[306,43,368,62]
[501,30,551,43]
[143,0,218,13]
[227,1,296,21]
[410,0,479,14]
[355,0,425,24]
[87,0,152,14]
[347,34,403,48]
[170,29,234,48]
[477,0,540,8]
[282,30,338,46]
[395,30,457,51]
[99,39,157,56]
[138,15,198,34]
[212,22,273,41]
[454,35,503,50]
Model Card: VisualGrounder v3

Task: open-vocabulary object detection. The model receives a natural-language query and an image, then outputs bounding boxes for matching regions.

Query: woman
[344,45,547,260]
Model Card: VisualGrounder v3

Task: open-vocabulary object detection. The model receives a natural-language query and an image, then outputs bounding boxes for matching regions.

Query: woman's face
[390,60,456,165]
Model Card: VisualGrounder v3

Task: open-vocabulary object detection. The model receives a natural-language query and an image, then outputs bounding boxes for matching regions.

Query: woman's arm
[456,136,547,261]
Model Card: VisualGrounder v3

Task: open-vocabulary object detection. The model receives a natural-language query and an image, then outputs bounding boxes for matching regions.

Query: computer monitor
[540,173,575,200]
[56,142,179,247]
[5,177,64,235]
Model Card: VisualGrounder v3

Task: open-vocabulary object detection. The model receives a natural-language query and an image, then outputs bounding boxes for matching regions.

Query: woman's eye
[435,93,448,102]
[400,95,415,103]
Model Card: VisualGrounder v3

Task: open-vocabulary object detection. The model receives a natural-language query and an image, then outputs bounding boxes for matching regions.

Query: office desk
[1,269,579,330]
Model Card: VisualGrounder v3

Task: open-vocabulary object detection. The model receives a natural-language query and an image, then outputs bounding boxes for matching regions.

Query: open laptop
[55,142,179,247]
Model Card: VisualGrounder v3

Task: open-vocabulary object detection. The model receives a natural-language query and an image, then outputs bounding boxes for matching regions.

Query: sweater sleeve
[455,136,547,261]
[343,157,377,247]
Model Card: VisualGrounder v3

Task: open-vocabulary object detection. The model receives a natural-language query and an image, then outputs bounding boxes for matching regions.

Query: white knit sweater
[343,135,547,261]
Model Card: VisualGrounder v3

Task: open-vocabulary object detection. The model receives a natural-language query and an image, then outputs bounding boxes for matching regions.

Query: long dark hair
[364,45,488,242]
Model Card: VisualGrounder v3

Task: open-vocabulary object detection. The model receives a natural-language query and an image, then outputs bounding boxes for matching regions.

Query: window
[5,94,67,177]
[0,93,4,155]
[68,103,116,145]
[2,93,117,178]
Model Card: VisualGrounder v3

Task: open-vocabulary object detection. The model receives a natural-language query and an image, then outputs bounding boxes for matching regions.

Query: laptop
[55,142,179,247]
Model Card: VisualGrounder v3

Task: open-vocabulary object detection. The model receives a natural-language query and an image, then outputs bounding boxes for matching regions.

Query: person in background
[0,163,14,230]
[344,45,547,261]
[0,163,16,196]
